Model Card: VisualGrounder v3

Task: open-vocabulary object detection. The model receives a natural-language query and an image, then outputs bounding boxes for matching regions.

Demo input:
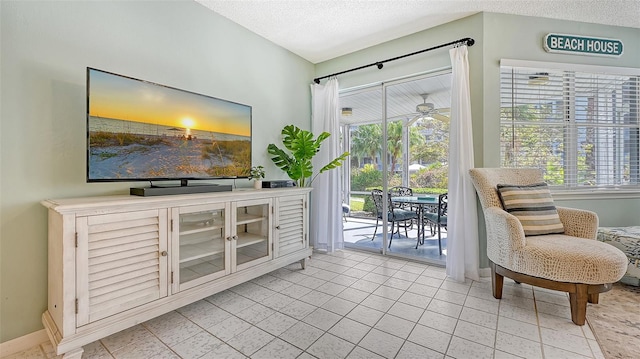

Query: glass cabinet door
[233,199,271,270]
[172,203,229,292]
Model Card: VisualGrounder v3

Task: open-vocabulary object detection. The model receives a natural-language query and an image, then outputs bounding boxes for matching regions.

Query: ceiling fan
[405,93,449,126]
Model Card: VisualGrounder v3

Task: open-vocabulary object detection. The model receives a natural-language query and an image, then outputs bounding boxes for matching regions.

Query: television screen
[87,68,252,182]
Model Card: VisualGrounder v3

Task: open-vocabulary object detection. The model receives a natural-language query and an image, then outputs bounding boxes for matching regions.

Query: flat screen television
[86,68,252,186]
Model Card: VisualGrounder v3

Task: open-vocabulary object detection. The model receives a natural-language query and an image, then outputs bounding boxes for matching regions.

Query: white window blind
[500,61,640,189]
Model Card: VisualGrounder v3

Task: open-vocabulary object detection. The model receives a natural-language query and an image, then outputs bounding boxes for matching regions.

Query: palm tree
[387,121,403,175]
[387,121,425,176]
[350,124,382,168]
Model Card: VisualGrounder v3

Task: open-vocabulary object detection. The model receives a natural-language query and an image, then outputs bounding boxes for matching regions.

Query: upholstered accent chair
[469,168,628,325]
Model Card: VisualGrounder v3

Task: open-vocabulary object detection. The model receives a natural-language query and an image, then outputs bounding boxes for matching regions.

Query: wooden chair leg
[491,263,504,299]
[569,284,588,325]
[588,293,599,304]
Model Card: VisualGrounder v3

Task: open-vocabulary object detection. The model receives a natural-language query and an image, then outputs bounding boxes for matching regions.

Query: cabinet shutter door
[275,195,307,257]
[76,209,168,326]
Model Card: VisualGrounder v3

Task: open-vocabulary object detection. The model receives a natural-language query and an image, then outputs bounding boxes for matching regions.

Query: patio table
[391,195,439,247]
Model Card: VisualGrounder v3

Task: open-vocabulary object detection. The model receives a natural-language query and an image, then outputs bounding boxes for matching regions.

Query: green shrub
[411,164,448,189]
[412,187,448,195]
[350,164,382,191]
[362,195,376,214]
[361,186,381,214]
[388,173,402,187]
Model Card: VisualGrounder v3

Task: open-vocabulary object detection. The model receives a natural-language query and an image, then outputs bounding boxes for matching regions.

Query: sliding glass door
[340,86,385,253]
[340,71,451,264]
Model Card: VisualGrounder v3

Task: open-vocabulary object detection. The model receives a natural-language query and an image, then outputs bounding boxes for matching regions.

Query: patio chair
[389,186,413,201]
[390,186,415,229]
[469,168,628,325]
[371,189,417,247]
[421,193,447,254]
[342,203,350,222]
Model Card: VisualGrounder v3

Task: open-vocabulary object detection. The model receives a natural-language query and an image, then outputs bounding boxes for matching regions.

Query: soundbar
[130,184,233,196]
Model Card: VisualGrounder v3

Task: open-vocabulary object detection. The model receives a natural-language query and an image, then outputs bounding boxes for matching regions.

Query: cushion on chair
[389,208,417,222]
[508,234,629,284]
[423,212,447,225]
[496,183,564,236]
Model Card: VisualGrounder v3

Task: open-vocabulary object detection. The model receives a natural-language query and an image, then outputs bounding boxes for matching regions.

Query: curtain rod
[313,37,474,84]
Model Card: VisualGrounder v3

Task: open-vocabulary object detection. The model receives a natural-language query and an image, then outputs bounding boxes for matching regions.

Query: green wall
[317,13,640,267]
[0,0,313,343]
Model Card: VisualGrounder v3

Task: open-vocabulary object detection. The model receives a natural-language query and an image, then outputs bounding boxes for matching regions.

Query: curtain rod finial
[313,79,320,84]
[466,38,475,46]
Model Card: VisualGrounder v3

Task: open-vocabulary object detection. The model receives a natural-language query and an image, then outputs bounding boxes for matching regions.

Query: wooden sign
[544,33,623,57]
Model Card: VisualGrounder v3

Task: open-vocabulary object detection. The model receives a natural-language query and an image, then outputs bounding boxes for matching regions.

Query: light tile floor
[6,249,603,359]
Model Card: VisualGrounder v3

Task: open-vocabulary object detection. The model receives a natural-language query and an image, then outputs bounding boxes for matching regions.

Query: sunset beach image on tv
[87,68,252,181]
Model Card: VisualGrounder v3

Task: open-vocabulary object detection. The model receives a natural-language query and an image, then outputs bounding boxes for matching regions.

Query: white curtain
[446,46,480,282]
[310,78,344,252]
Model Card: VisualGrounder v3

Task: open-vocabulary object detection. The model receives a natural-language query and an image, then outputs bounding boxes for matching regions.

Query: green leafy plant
[267,125,349,187]
[248,165,265,180]
[350,164,382,191]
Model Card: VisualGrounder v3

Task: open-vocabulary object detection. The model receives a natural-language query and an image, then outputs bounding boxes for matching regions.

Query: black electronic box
[262,180,296,188]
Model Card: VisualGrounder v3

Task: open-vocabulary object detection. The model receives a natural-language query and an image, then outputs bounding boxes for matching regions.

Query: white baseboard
[479,267,491,277]
[0,329,48,358]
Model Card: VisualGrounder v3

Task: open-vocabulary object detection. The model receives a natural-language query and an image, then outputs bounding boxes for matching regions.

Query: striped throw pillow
[496,183,565,236]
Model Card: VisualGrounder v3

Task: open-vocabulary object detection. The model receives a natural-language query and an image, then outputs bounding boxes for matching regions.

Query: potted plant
[267,125,349,187]
[249,165,265,189]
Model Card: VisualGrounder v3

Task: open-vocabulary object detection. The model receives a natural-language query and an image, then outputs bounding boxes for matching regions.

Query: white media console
[41,187,312,358]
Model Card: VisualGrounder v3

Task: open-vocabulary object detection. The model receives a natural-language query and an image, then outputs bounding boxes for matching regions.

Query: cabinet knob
[276,226,280,230]
[227,236,232,241]
[160,251,168,257]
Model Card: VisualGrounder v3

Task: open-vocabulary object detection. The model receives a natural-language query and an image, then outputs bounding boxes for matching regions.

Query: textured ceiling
[195,0,640,63]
